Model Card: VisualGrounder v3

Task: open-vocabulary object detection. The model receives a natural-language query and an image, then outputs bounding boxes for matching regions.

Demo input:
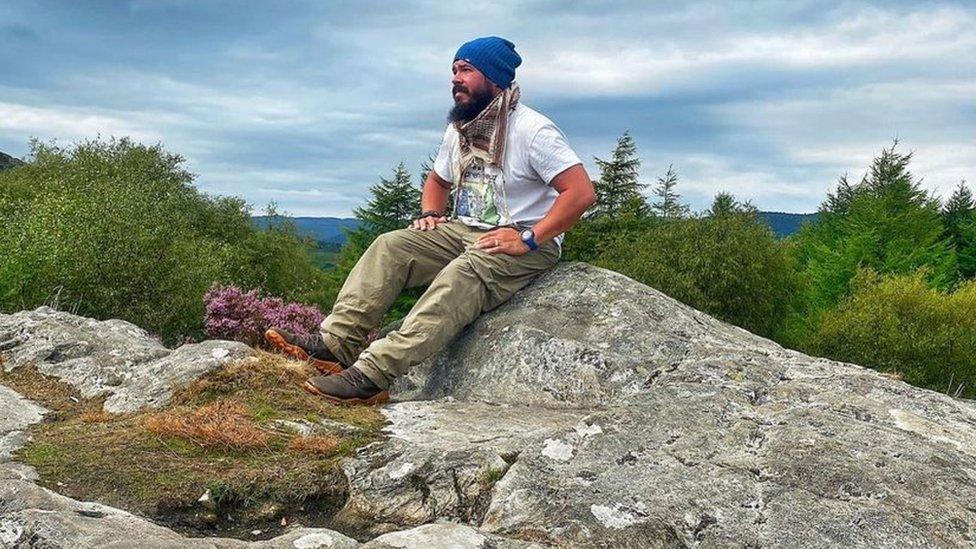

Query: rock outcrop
[0,307,254,413]
[3,262,976,547]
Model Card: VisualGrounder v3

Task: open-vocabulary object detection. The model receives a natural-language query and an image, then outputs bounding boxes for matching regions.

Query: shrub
[577,212,802,340]
[811,268,976,398]
[203,284,324,347]
[0,138,328,343]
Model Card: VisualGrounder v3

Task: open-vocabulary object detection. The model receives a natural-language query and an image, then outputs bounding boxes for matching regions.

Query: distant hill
[251,216,361,245]
[756,211,819,237]
[0,151,24,171]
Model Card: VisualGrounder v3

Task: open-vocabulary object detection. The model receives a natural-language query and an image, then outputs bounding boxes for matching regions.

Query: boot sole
[264,329,344,375]
[302,381,390,406]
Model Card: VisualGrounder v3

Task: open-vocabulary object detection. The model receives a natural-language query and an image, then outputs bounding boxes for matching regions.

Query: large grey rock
[391,262,782,407]
[0,307,254,412]
[0,479,360,548]
[347,263,976,547]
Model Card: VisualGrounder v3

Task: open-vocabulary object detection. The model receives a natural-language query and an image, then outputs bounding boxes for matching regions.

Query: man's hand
[410,214,448,231]
[473,227,530,256]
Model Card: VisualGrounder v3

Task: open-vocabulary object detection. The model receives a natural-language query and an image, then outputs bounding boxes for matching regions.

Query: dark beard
[448,87,493,123]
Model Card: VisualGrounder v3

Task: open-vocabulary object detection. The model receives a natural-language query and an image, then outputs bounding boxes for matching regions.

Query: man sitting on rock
[266,36,596,405]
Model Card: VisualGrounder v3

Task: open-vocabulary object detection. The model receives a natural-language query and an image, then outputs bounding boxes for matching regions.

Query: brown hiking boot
[303,366,389,406]
[264,327,346,375]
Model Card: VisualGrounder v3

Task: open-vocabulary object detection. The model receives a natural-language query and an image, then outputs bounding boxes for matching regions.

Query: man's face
[449,59,496,123]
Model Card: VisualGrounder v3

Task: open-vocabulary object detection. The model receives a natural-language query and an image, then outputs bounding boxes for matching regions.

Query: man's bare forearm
[421,172,451,214]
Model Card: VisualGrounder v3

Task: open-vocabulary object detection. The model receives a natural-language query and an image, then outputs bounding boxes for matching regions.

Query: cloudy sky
[1,1,973,216]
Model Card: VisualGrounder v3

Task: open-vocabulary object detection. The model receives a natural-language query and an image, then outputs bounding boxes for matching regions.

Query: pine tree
[821,173,857,215]
[707,191,756,218]
[353,161,421,236]
[943,180,976,279]
[942,180,974,234]
[651,164,690,219]
[792,140,957,310]
[708,192,738,217]
[590,131,648,218]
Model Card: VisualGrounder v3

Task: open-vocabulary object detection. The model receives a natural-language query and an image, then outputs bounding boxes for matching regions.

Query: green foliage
[811,269,976,398]
[0,138,326,343]
[569,204,802,339]
[790,141,956,315]
[590,131,649,218]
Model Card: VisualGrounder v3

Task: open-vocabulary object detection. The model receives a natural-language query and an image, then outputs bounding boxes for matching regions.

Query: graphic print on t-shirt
[455,158,505,226]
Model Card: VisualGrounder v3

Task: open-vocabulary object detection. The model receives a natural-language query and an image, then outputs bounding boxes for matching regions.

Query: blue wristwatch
[520,229,538,251]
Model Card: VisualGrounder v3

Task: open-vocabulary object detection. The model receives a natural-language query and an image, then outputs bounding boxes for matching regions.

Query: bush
[573,212,802,339]
[203,284,325,347]
[0,138,327,343]
[811,269,976,398]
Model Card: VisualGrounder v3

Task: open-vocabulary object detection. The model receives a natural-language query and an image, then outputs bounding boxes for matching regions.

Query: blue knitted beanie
[454,36,522,89]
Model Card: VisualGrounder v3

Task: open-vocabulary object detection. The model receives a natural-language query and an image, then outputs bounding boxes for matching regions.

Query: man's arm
[412,170,452,231]
[473,163,596,254]
[528,163,595,245]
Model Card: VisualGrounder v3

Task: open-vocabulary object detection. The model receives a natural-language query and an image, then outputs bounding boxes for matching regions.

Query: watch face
[520,229,532,240]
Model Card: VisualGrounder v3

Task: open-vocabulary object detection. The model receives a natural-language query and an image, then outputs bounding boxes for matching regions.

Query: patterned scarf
[452,81,521,177]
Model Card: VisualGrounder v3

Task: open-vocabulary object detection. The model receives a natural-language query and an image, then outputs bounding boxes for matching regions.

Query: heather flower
[203,283,325,348]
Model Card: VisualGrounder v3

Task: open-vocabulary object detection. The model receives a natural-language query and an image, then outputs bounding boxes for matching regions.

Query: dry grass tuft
[0,364,95,415]
[144,400,270,450]
[172,351,386,431]
[77,408,112,423]
[287,435,341,455]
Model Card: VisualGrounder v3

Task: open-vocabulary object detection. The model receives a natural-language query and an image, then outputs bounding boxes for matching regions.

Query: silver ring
[494,238,499,246]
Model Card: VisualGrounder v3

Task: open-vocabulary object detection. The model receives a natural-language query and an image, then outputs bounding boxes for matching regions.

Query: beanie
[453,36,522,90]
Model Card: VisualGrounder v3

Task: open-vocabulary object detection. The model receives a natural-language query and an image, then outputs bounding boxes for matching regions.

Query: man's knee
[366,229,416,258]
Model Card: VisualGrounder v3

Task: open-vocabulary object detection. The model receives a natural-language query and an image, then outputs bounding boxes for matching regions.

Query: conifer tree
[793,140,956,310]
[943,180,976,279]
[590,131,647,218]
[707,191,758,218]
[821,174,857,215]
[651,164,690,219]
[353,161,421,236]
[942,180,974,235]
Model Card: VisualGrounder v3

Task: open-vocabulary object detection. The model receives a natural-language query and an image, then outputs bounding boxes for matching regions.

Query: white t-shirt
[433,103,583,252]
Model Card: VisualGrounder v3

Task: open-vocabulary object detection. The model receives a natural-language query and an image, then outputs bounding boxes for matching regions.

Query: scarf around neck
[453,82,520,172]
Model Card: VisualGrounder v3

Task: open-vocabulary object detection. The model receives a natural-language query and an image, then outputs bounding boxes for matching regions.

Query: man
[265,36,596,405]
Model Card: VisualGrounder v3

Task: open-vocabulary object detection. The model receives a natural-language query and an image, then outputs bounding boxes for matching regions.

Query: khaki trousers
[319,221,560,389]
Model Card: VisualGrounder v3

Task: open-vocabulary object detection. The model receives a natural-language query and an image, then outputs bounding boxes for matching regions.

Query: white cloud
[0,101,158,142]
[519,4,976,97]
